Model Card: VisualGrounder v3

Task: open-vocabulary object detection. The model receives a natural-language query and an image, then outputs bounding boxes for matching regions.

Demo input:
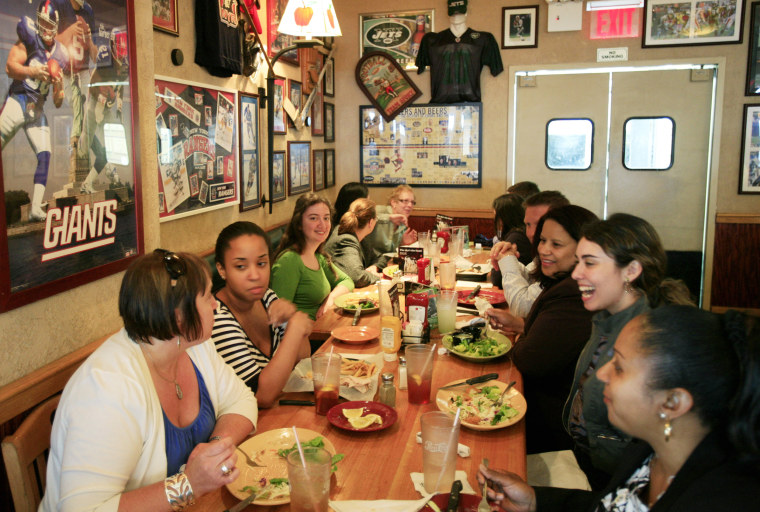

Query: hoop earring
[659,411,672,442]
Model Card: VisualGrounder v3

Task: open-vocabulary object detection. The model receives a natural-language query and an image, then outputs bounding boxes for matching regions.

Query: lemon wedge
[342,408,365,419]
[364,413,383,425]
[348,416,375,429]
[411,374,422,385]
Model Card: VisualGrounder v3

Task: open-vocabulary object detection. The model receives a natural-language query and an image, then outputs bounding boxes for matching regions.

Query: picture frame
[312,86,324,136]
[155,76,239,221]
[272,77,287,135]
[502,6,539,49]
[313,149,326,191]
[360,10,434,70]
[272,151,287,202]
[300,47,323,96]
[325,149,336,188]
[360,103,482,187]
[153,0,179,36]
[739,104,760,193]
[642,0,743,48]
[746,2,760,95]
[0,1,143,313]
[288,141,312,196]
[355,52,422,123]
[267,0,298,64]
[288,79,302,128]
[324,58,335,97]
[324,103,335,143]
[239,92,261,210]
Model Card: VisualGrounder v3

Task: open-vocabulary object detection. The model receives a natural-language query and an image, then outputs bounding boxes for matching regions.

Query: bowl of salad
[436,379,527,431]
[441,326,512,362]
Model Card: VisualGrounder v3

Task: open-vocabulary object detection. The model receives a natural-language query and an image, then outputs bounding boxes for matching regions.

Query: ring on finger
[221,463,231,476]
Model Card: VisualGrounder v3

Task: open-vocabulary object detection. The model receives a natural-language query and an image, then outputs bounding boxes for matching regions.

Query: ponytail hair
[338,198,376,235]
[637,305,760,463]
[581,213,693,307]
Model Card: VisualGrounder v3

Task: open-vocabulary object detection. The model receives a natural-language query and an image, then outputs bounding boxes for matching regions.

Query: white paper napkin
[329,496,432,512]
[410,471,476,495]
[456,280,493,289]
[281,352,383,401]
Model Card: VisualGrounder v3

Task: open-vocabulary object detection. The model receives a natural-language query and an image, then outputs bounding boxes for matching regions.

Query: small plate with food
[442,326,512,362]
[457,289,506,307]
[436,378,526,431]
[282,353,383,400]
[334,292,380,314]
[327,400,397,432]
[226,428,340,505]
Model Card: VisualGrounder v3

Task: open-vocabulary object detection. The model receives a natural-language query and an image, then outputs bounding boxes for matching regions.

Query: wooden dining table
[195,250,525,511]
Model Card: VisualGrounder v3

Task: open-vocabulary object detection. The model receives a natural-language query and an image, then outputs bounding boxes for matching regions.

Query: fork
[236,446,266,468]
[478,458,490,512]
[494,381,517,408]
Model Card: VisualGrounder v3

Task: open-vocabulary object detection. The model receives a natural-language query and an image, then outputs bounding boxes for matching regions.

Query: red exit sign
[590,8,640,39]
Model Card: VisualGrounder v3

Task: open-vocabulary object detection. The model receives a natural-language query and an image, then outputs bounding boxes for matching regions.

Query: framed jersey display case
[0,0,143,312]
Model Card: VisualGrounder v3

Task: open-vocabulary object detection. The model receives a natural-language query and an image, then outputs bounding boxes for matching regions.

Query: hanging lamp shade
[277,0,342,38]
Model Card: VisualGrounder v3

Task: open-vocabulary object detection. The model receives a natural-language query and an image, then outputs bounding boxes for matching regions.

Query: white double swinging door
[508,61,723,305]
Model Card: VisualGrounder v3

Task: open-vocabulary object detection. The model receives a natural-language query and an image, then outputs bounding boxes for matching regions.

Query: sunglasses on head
[154,249,187,287]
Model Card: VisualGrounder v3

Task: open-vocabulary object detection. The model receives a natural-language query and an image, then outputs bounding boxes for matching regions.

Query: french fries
[340,359,375,378]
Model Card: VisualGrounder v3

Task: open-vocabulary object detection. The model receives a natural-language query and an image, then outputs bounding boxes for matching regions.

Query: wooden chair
[2,395,60,512]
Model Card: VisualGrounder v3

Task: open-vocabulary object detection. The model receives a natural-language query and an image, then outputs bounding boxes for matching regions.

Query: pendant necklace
[143,344,183,400]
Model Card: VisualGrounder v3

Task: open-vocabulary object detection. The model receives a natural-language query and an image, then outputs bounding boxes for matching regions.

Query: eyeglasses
[154,249,187,287]
[397,199,416,205]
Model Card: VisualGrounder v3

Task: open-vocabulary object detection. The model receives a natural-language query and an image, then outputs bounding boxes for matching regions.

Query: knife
[278,399,315,406]
[224,489,259,512]
[446,480,463,512]
[439,373,498,390]
[352,305,362,326]
[468,285,482,300]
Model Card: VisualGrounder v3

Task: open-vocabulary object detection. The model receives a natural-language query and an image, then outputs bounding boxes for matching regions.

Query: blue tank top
[164,361,216,476]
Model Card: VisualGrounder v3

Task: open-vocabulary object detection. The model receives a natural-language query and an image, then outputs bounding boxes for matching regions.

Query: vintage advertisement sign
[359,103,482,188]
[155,77,238,221]
[0,1,142,312]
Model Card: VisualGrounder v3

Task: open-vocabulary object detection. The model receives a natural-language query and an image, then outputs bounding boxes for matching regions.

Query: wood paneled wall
[711,214,760,312]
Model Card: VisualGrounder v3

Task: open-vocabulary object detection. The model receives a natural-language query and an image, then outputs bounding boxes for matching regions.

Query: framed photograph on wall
[739,104,760,193]
[325,149,336,188]
[502,6,538,49]
[288,79,302,127]
[360,10,434,70]
[288,141,311,196]
[312,87,324,136]
[324,103,335,142]
[272,77,287,134]
[0,1,143,313]
[267,0,298,64]
[643,0,743,47]
[313,149,325,191]
[746,2,760,95]
[153,0,179,36]
[239,92,261,210]
[324,58,335,97]
[272,150,287,202]
[355,52,422,122]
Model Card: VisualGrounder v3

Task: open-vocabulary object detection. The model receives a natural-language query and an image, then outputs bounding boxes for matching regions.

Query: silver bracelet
[164,471,195,511]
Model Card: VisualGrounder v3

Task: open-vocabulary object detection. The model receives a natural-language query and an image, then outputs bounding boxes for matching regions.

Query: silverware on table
[494,380,517,407]
[446,480,463,512]
[352,305,362,326]
[224,488,260,512]
[278,399,315,406]
[439,373,498,390]
[235,446,266,468]
[478,458,491,512]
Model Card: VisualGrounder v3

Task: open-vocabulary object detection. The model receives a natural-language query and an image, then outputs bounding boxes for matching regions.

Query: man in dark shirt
[415,0,503,103]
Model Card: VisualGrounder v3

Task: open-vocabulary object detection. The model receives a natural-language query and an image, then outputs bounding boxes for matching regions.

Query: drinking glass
[439,262,456,290]
[418,231,430,256]
[287,447,331,512]
[312,353,342,415]
[405,344,435,404]
[421,411,460,494]
[436,290,458,334]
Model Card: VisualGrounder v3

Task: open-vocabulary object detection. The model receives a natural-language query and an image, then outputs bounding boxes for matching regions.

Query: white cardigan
[40,328,258,512]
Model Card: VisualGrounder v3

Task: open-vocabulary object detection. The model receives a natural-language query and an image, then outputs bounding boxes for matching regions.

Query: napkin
[456,280,493,289]
[415,431,471,457]
[411,471,476,495]
[281,352,383,401]
[329,496,432,512]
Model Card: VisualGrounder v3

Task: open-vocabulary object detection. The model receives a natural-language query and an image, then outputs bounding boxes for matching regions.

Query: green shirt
[270,250,354,320]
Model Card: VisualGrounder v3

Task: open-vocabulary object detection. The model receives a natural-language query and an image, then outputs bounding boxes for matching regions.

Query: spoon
[477,458,490,512]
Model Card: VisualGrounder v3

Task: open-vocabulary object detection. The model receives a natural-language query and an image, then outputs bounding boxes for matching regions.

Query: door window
[545,118,594,170]
[623,116,674,170]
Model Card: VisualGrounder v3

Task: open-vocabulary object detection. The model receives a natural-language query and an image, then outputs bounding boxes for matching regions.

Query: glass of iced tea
[405,344,435,404]
[312,353,342,415]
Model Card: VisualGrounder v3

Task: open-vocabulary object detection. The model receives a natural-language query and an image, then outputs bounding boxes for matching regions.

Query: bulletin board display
[155,77,239,221]
[359,103,482,187]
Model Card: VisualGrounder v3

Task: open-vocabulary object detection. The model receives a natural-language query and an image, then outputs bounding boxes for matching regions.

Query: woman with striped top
[212,222,312,407]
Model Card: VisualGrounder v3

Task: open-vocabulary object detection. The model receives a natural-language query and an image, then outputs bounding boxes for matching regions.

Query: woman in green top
[271,193,354,322]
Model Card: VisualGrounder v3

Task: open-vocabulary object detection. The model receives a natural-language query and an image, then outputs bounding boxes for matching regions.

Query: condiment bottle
[378,280,402,361]
[416,257,431,284]
[436,230,451,253]
[398,356,408,390]
[379,373,396,407]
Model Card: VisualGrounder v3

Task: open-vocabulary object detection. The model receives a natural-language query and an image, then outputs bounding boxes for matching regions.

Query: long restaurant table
[196,251,525,511]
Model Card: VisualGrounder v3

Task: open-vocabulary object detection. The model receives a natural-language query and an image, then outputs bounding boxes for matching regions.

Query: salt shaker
[398,356,408,390]
[379,373,396,407]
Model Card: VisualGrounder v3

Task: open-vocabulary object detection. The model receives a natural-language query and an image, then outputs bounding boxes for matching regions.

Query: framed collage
[739,104,760,193]
[642,0,743,47]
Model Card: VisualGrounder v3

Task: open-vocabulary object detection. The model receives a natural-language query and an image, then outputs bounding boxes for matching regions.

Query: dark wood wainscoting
[711,214,760,313]
[408,208,495,241]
